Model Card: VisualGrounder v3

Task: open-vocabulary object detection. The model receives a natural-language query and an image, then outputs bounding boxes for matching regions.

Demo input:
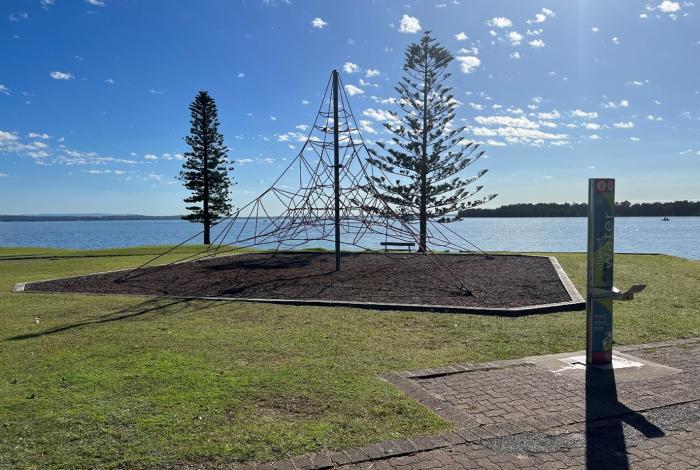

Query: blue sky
[1,0,699,215]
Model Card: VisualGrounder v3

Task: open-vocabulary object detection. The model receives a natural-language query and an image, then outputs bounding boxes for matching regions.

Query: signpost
[586,178,616,364]
[586,178,646,364]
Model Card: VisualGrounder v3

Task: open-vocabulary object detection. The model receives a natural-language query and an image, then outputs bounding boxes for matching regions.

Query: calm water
[0,217,698,260]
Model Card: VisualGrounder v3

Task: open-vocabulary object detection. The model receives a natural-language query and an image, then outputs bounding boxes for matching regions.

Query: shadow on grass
[585,364,665,469]
[4,296,217,342]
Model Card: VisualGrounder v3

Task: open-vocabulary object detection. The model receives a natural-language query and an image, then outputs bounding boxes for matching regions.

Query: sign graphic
[587,178,615,364]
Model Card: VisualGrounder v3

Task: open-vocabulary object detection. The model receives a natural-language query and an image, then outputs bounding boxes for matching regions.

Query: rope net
[122,71,488,295]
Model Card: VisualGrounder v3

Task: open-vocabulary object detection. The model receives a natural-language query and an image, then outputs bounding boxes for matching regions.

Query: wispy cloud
[8,12,29,22]
[50,71,74,80]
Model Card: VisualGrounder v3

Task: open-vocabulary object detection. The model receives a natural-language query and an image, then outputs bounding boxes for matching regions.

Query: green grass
[0,247,698,469]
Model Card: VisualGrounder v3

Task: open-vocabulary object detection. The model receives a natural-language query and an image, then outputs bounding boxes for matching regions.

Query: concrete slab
[527,349,682,382]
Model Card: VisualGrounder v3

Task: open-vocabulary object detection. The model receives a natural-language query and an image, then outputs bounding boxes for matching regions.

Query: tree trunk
[203,111,211,245]
[419,41,429,253]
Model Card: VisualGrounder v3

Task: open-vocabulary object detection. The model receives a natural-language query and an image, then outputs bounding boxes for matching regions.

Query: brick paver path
[245,338,700,469]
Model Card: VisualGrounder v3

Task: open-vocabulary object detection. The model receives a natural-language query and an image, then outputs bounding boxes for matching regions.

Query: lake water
[0,217,698,260]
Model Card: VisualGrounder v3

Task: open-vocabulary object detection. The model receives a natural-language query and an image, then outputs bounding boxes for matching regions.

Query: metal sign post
[586,178,646,364]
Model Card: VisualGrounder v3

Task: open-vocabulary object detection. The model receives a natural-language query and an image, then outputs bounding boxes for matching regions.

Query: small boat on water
[662,216,671,221]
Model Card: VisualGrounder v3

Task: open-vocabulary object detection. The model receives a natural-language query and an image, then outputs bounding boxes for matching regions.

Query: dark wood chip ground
[23,252,574,309]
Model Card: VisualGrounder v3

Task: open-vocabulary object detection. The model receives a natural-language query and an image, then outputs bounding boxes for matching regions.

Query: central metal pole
[332,70,341,272]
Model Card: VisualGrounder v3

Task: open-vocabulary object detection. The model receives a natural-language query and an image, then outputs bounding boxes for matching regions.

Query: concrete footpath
[246,337,700,469]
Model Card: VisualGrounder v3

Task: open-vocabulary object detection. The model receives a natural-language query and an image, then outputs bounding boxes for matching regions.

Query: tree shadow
[4,296,217,342]
[585,363,665,469]
[204,252,324,271]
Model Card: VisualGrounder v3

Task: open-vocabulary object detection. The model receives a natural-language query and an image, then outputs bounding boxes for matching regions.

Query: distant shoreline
[0,215,183,222]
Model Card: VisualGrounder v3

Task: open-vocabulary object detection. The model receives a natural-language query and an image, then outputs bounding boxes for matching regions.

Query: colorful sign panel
[587,178,615,364]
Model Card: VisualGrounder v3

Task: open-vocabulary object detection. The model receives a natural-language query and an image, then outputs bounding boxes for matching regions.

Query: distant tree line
[457,200,700,217]
[0,215,181,222]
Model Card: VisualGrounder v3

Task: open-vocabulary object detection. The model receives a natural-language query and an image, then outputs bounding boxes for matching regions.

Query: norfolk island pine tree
[179,91,234,245]
[368,32,495,252]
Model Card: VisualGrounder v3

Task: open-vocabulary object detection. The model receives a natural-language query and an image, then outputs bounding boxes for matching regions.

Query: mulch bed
[23,252,574,309]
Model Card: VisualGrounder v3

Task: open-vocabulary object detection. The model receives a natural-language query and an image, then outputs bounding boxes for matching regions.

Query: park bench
[380,241,416,252]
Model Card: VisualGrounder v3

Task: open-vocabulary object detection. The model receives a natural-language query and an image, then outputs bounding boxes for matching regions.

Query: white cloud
[0,84,10,96]
[602,99,629,109]
[237,72,245,78]
[630,137,641,141]
[344,84,364,96]
[50,71,74,80]
[28,132,50,139]
[311,17,328,29]
[612,36,621,45]
[528,39,545,48]
[342,62,359,74]
[529,8,555,24]
[537,110,560,119]
[85,0,106,5]
[270,116,277,121]
[399,14,421,33]
[104,78,115,84]
[510,51,521,59]
[301,99,310,105]
[583,123,601,130]
[592,26,600,32]
[8,12,29,22]
[647,114,664,121]
[363,108,399,125]
[589,134,602,140]
[474,115,539,129]
[365,69,380,78]
[508,31,523,45]
[454,32,468,41]
[144,154,158,160]
[472,126,567,142]
[658,1,681,12]
[0,130,19,142]
[359,120,377,134]
[613,121,634,128]
[571,109,599,119]
[486,17,512,28]
[41,0,55,10]
[455,56,481,74]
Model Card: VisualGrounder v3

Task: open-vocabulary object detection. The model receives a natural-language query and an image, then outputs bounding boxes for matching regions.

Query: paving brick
[254,339,700,470]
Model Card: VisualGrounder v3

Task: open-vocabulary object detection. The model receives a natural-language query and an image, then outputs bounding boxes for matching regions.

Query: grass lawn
[0,247,698,469]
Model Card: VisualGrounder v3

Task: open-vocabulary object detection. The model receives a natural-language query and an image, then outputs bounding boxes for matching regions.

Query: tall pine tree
[368,32,495,251]
[179,91,233,245]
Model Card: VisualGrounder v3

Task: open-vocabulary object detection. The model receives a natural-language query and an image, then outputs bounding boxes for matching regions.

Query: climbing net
[122,72,488,295]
